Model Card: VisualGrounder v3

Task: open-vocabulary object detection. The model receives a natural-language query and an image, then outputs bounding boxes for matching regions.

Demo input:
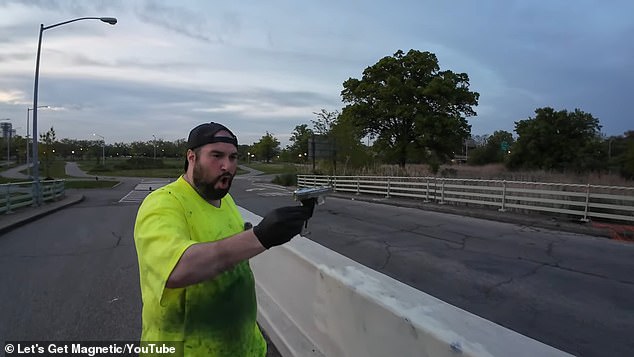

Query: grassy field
[244,162,298,175]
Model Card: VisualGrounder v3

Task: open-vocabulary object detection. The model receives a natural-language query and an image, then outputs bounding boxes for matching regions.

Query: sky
[0,0,632,147]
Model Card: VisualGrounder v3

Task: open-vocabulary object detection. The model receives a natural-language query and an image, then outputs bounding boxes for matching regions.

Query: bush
[272,173,297,186]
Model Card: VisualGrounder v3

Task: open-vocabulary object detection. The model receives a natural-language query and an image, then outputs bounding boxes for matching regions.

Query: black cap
[184,122,238,171]
[187,122,238,149]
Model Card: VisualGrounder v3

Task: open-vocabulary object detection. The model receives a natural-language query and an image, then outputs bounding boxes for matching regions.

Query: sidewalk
[0,194,84,235]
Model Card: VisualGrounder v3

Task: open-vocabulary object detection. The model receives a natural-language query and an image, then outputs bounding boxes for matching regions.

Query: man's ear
[187,149,196,165]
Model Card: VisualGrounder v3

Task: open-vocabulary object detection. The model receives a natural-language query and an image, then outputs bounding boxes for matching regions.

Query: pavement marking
[119,179,171,203]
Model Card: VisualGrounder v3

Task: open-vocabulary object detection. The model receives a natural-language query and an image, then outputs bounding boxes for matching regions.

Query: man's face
[189,142,238,201]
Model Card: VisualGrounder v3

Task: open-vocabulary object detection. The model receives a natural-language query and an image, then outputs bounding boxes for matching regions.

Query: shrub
[272,173,297,186]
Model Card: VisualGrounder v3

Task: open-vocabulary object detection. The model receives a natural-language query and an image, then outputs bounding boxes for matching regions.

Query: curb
[0,194,85,235]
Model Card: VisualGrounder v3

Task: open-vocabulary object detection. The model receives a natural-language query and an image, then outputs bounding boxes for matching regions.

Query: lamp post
[26,105,49,177]
[93,133,105,165]
[32,16,117,205]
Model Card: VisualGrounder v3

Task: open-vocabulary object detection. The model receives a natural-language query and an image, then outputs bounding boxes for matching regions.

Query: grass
[78,158,183,178]
[36,160,69,179]
[299,162,634,187]
[0,177,25,184]
[65,180,120,189]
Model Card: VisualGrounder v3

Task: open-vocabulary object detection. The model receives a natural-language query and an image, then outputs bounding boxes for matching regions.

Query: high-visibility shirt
[134,176,266,356]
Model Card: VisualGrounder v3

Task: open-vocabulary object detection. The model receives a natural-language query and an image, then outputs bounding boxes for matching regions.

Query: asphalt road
[231,177,634,357]
[0,174,632,357]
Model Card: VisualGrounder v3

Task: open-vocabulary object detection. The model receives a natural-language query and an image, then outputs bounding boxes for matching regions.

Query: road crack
[379,241,393,269]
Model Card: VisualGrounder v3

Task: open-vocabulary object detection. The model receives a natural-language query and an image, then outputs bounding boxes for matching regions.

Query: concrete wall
[239,207,574,357]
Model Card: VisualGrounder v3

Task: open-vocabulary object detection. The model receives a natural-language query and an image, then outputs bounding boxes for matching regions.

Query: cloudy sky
[0,0,632,147]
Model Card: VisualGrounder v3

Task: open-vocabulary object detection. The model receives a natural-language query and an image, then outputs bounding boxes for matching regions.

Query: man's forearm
[166,229,265,288]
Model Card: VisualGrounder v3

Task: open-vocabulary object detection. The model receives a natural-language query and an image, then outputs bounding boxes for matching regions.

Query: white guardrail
[298,175,634,224]
[0,180,65,214]
[239,207,573,357]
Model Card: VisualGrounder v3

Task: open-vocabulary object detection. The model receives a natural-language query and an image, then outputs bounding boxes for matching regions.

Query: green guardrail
[0,180,65,214]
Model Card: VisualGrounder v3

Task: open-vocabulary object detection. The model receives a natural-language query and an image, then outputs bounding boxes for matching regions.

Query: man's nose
[219,157,230,171]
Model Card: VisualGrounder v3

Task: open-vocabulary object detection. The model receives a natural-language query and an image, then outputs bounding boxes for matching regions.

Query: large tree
[341,49,479,168]
[507,107,603,172]
[252,132,280,163]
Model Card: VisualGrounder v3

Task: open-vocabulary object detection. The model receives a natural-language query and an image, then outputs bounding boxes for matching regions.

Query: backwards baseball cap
[187,122,238,150]
[184,122,238,171]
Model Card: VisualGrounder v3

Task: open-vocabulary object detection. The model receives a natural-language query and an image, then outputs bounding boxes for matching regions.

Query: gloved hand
[253,205,313,249]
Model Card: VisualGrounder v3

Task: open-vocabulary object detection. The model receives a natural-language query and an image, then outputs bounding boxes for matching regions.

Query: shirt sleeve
[134,189,196,306]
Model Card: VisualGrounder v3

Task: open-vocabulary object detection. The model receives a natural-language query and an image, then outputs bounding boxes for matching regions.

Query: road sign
[500,141,509,152]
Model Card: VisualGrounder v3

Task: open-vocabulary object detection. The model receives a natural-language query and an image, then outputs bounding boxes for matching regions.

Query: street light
[26,105,49,177]
[32,16,117,205]
[93,133,105,165]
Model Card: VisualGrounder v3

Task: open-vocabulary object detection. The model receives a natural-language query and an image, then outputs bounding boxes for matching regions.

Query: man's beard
[192,161,234,201]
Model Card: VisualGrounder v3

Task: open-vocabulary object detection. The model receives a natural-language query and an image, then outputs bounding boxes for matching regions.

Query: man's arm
[166,229,264,288]
[166,205,313,288]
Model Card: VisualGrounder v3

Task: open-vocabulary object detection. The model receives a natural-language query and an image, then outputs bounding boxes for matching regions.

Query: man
[134,122,312,356]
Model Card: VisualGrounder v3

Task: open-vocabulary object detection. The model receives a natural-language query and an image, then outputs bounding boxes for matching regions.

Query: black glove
[253,205,313,249]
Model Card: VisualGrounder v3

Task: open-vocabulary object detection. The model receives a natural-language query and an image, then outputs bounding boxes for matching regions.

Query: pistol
[293,186,333,228]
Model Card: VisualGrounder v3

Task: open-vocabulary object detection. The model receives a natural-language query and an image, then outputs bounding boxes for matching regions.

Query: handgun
[293,186,333,229]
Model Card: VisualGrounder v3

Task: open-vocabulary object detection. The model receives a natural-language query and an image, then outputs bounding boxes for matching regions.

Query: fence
[297,175,634,224]
[0,180,66,214]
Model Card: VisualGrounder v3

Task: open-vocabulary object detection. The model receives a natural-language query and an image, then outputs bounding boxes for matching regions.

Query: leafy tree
[287,124,313,162]
[611,131,634,178]
[252,132,280,163]
[341,49,479,169]
[39,126,56,178]
[468,130,514,165]
[311,109,338,135]
[507,107,603,172]
[329,112,370,174]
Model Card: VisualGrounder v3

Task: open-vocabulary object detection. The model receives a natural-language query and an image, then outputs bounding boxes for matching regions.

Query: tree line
[5,49,632,179]
[248,49,633,179]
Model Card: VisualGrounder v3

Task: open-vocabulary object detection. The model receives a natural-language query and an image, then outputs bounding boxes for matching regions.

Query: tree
[252,132,280,163]
[619,131,634,179]
[287,124,313,162]
[311,109,338,136]
[468,130,514,165]
[330,112,370,173]
[39,126,56,178]
[341,49,479,168]
[507,107,603,172]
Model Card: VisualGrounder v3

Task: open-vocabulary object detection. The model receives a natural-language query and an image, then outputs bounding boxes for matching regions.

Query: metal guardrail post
[31,182,37,207]
[424,179,430,202]
[314,176,317,187]
[356,176,360,195]
[5,184,12,213]
[582,184,591,222]
[499,180,507,212]
[333,176,337,192]
[440,179,445,204]
[386,177,391,198]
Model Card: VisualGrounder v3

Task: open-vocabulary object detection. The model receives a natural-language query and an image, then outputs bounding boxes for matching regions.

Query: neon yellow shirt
[133,176,266,356]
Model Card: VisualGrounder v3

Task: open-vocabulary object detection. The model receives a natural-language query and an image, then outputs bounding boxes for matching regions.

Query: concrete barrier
[239,207,574,357]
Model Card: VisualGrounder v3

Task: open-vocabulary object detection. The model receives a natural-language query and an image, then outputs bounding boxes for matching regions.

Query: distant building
[1,122,12,139]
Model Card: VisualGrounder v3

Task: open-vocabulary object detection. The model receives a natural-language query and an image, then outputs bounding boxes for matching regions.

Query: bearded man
[133,122,311,356]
